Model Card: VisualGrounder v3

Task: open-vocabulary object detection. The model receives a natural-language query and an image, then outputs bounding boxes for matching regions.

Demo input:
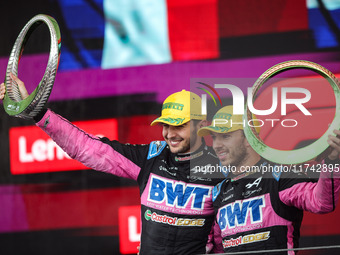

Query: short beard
[228,137,249,168]
[231,147,248,167]
[176,139,191,154]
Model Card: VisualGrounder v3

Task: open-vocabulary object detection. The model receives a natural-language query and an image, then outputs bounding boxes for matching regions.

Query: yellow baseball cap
[150,90,205,126]
[197,105,261,136]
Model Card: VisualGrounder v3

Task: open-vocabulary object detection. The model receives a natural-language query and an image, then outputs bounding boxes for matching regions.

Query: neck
[187,139,204,154]
[234,154,261,175]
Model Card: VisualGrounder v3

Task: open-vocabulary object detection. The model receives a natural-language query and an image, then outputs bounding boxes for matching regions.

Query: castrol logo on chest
[9,119,118,174]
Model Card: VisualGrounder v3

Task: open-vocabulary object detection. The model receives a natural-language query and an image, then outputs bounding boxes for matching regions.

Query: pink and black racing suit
[212,159,340,254]
[35,109,224,255]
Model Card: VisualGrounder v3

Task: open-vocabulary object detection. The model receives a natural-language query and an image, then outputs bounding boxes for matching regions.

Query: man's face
[162,121,200,154]
[212,130,248,167]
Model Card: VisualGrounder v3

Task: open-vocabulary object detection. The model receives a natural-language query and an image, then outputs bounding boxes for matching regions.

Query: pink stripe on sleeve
[36,109,141,180]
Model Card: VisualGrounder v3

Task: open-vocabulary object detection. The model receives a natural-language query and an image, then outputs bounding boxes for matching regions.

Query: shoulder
[147,141,168,159]
[212,179,227,202]
[276,166,313,190]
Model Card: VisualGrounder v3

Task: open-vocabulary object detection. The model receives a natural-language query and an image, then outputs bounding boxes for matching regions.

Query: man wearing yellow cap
[198,105,340,254]
[150,89,207,154]
[0,78,224,255]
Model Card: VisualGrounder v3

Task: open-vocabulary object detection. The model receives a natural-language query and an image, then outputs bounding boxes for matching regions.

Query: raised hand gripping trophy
[244,60,340,164]
[3,14,61,119]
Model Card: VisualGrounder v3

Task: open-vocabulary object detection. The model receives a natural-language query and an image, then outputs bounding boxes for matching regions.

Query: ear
[198,119,208,128]
[243,135,251,148]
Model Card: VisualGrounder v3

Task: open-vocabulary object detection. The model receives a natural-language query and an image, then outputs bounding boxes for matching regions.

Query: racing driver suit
[35,109,224,255]
[212,158,340,254]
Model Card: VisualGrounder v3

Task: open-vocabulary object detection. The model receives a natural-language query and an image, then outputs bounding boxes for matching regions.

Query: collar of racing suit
[229,158,267,182]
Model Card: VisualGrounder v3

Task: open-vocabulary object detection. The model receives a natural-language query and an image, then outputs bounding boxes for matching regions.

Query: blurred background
[0,0,340,254]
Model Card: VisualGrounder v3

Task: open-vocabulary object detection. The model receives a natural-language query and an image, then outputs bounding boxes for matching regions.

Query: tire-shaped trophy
[3,14,61,119]
[244,60,340,164]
